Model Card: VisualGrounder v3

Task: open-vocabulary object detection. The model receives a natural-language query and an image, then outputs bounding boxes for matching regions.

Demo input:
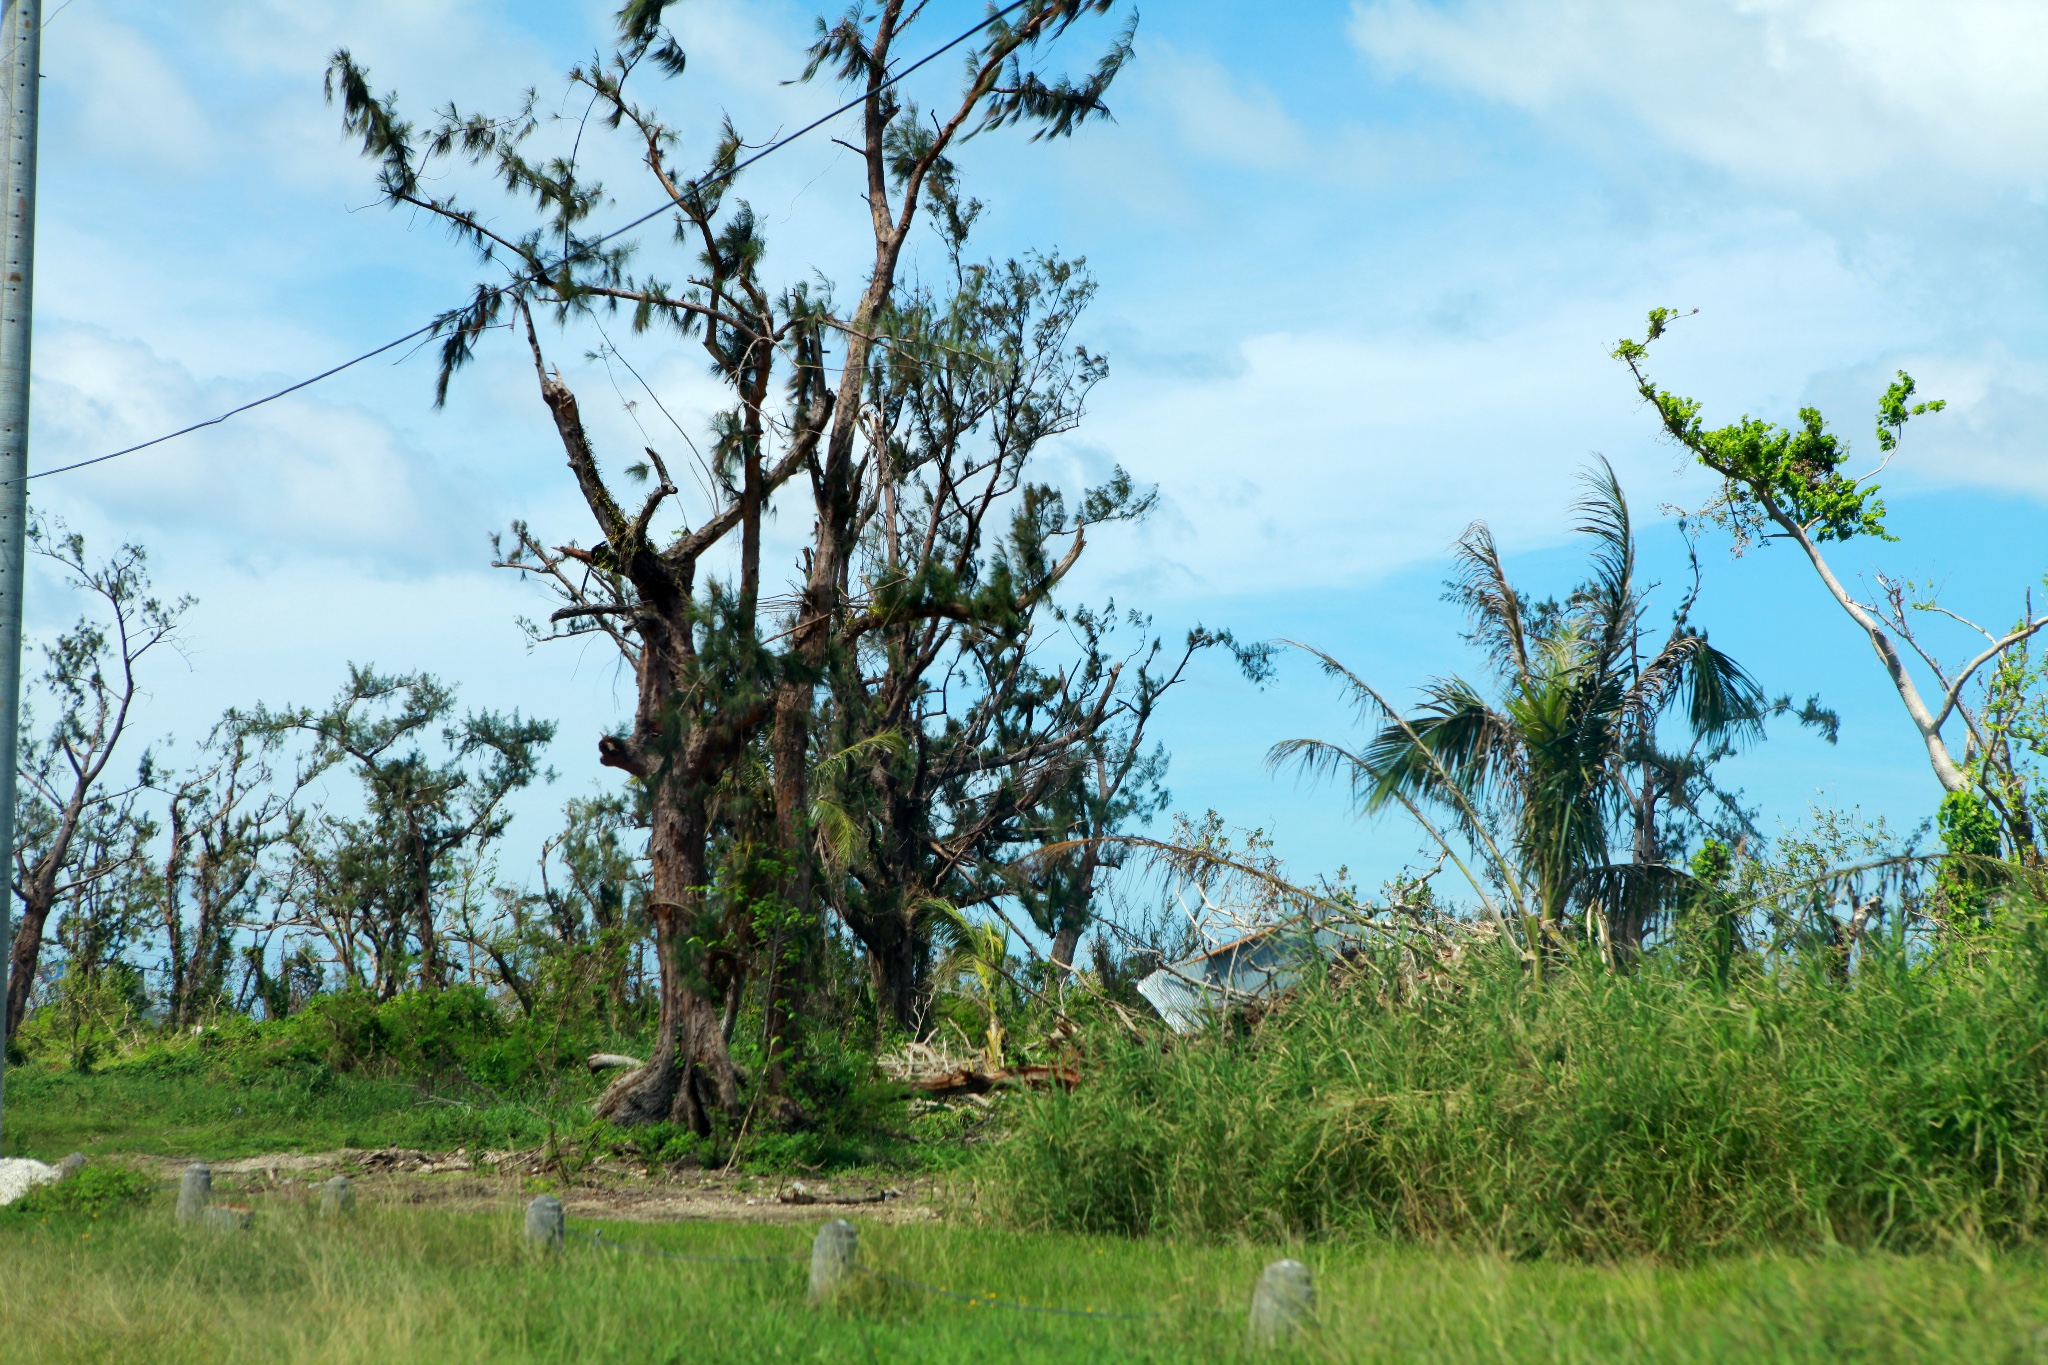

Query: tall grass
[9,1199,2048,1363]
[985,914,2048,1258]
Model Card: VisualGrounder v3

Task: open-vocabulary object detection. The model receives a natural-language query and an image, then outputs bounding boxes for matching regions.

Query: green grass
[5,1196,2048,1362]
[1,1060,575,1158]
[988,922,2048,1258]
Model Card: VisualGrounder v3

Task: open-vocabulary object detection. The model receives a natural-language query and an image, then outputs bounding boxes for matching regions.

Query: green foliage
[2,1163,154,1220]
[2,985,650,1157]
[1675,838,1739,985]
[1977,618,2048,867]
[255,666,555,998]
[1938,789,2005,919]
[986,910,2048,1258]
[1614,313,1936,548]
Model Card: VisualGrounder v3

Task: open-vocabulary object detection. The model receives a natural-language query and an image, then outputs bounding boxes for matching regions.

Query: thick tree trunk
[761,686,813,1102]
[860,906,929,1037]
[587,585,747,1131]
[1049,924,1084,977]
[593,779,741,1132]
[6,885,53,1039]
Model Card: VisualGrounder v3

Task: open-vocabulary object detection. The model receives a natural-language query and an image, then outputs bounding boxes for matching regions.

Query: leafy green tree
[539,792,648,1020]
[783,195,1267,1031]
[1275,463,1782,964]
[802,237,1192,1029]
[47,793,158,1056]
[1936,787,2003,923]
[156,712,300,1026]
[457,791,653,1024]
[263,667,553,998]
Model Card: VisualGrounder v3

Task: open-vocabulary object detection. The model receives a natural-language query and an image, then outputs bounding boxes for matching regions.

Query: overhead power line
[26,0,1032,485]
[28,321,439,481]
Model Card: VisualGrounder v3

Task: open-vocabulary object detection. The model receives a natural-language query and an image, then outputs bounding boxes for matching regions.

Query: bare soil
[129,1148,948,1225]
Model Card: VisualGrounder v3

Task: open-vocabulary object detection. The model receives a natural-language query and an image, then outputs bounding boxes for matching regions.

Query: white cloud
[32,326,483,573]
[1066,313,1691,601]
[1060,197,2048,600]
[1138,39,1310,170]
[1350,0,2048,194]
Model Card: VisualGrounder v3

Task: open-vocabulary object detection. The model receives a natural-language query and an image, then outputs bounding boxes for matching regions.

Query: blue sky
[24,0,2048,897]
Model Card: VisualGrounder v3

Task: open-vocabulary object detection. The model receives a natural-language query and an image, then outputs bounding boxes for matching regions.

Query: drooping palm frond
[1261,739,1513,922]
[1270,642,1534,920]
[1630,631,1767,743]
[1358,676,1519,813]
[1574,859,1695,951]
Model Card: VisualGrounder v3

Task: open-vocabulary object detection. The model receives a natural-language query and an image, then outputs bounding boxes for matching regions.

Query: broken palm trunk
[906,1063,1081,1097]
[879,1039,1080,1097]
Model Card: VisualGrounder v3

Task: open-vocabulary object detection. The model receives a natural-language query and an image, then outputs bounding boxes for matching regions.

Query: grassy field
[0,1061,577,1159]
[13,937,2048,1359]
[3,1192,2046,1363]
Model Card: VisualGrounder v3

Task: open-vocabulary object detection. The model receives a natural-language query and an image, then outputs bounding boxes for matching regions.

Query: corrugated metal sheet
[1135,925,1343,1033]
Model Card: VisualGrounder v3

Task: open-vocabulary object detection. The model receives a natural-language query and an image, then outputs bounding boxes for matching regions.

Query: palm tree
[1274,461,1770,967]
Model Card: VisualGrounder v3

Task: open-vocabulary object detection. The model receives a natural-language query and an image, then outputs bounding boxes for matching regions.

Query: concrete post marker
[809,1219,859,1305]
[319,1175,355,1217]
[525,1194,565,1249]
[1247,1258,1315,1348]
[201,1205,254,1232]
[176,1164,212,1223]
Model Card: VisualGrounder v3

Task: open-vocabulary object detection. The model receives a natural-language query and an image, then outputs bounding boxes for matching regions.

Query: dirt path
[128,1148,947,1225]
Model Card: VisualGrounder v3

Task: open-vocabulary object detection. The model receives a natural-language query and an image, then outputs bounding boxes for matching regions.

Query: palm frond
[1358,676,1518,812]
[1632,632,1767,742]
[1570,456,1638,674]
[808,795,863,876]
[1449,521,1533,684]
[1272,642,1535,919]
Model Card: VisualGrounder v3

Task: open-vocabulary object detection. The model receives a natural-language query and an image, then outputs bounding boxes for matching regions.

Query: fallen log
[777,1181,901,1206]
[907,1063,1080,1098]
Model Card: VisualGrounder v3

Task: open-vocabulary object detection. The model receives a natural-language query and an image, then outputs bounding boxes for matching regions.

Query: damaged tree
[1617,310,2048,867]
[9,523,185,1038]
[327,0,1137,1122]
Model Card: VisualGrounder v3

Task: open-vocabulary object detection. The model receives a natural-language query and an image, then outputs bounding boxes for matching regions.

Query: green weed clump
[1,1164,154,1220]
[986,916,2048,1258]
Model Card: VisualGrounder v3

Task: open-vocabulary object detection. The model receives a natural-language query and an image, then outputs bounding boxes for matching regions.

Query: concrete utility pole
[0,0,43,1151]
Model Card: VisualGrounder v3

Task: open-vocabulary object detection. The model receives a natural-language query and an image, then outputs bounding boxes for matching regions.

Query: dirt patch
[126,1148,948,1225]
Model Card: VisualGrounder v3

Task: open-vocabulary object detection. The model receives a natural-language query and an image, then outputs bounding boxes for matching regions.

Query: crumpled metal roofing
[1134,924,1349,1033]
